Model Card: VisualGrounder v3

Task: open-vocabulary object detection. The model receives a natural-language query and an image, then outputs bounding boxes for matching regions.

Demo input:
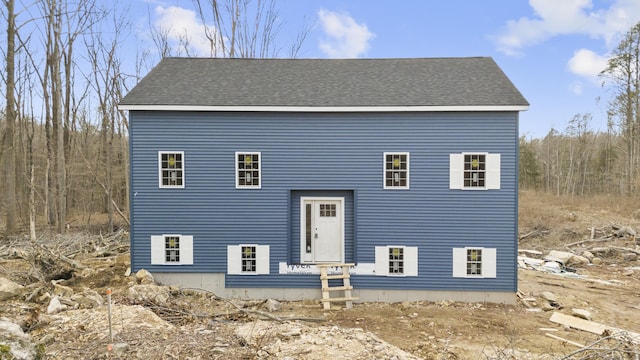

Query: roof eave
[117,105,530,112]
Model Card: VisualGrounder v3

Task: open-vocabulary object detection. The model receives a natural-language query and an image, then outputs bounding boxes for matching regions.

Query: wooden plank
[319,297,360,302]
[549,312,607,335]
[320,275,349,280]
[549,313,640,344]
[320,267,331,310]
[322,286,353,291]
[545,333,583,348]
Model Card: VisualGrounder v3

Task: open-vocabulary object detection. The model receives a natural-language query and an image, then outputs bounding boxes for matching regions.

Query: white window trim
[235,152,262,189]
[452,247,496,278]
[374,245,418,277]
[227,244,270,275]
[383,152,410,190]
[150,234,194,265]
[158,151,185,189]
[449,152,500,190]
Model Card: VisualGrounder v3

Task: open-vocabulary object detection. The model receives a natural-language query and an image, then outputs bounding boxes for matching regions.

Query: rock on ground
[128,284,171,304]
[0,319,39,360]
[46,296,68,314]
[262,298,282,312]
[571,308,592,321]
[567,255,590,267]
[0,277,24,300]
[135,269,155,284]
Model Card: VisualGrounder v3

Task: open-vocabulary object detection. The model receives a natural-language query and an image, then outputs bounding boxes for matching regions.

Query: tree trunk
[4,0,18,234]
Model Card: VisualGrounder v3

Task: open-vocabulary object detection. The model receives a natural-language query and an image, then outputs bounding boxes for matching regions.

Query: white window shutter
[482,248,497,278]
[452,248,467,277]
[181,235,194,265]
[374,246,388,276]
[151,235,165,264]
[449,154,463,189]
[227,245,241,275]
[256,245,270,274]
[405,246,418,276]
[486,154,501,189]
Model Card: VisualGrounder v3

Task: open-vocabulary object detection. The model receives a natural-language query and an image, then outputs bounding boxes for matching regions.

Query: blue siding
[130,111,518,292]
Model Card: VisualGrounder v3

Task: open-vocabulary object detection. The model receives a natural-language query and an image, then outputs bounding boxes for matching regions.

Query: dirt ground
[1,191,639,359]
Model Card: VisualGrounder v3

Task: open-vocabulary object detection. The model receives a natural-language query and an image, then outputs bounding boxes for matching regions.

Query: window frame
[150,234,194,265]
[466,248,483,276]
[383,152,410,190]
[235,152,262,189]
[449,152,501,190]
[227,244,270,275]
[463,153,487,188]
[452,247,496,278]
[241,245,257,273]
[164,235,181,263]
[388,246,405,275]
[158,151,185,189]
[374,245,418,276]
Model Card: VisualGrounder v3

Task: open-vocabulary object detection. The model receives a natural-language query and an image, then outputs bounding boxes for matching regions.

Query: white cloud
[568,48,609,79]
[154,5,216,56]
[495,0,640,55]
[317,9,375,58]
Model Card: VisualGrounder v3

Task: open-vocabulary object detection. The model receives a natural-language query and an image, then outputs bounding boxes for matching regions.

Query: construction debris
[518,223,639,284]
[549,312,640,344]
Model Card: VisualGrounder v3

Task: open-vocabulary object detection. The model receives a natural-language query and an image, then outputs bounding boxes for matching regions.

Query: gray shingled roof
[119,57,528,108]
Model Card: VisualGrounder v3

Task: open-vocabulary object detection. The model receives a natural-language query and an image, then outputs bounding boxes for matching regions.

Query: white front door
[301,197,344,263]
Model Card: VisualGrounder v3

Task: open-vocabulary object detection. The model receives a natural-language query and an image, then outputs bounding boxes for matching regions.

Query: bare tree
[84,6,131,231]
[3,0,18,234]
[601,21,640,195]
[193,0,309,58]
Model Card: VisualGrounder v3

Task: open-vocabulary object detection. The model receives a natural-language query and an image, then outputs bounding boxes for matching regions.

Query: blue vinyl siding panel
[130,111,518,292]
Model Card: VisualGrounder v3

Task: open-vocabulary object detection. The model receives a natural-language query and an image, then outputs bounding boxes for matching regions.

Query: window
[466,248,482,276]
[374,246,418,276]
[158,152,184,188]
[388,247,404,275]
[241,246,257,273]
[449,153,500,190]
[452,247,496,278]
[319,203,336,217]
[384,152,409,189]
[165,236,180,263]
[236,152,261,189]
[227,245,270,275]
[464,154,485,188]
[150,234,194,265]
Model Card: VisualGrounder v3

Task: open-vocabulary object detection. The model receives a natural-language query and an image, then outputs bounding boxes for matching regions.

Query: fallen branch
[609,246,640,255]
[175,287,327,323]
[60,254,87,269]
[559,333,640,359]
[565,235,613,247]
[222,298,325,323]
[519,230,548,241]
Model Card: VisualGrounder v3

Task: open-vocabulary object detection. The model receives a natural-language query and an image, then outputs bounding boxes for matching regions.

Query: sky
[94,0,640,138]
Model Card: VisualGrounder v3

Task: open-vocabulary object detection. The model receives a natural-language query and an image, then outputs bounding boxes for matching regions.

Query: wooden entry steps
[317,263,359,310]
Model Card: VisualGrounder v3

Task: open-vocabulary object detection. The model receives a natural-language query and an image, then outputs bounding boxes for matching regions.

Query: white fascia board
[118,104,530,112]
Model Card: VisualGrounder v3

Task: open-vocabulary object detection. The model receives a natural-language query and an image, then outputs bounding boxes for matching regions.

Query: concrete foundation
[153,272,516,305]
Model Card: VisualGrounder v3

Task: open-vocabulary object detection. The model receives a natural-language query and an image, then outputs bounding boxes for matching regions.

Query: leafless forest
[0,0,308,237]
[2,0,640,238]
